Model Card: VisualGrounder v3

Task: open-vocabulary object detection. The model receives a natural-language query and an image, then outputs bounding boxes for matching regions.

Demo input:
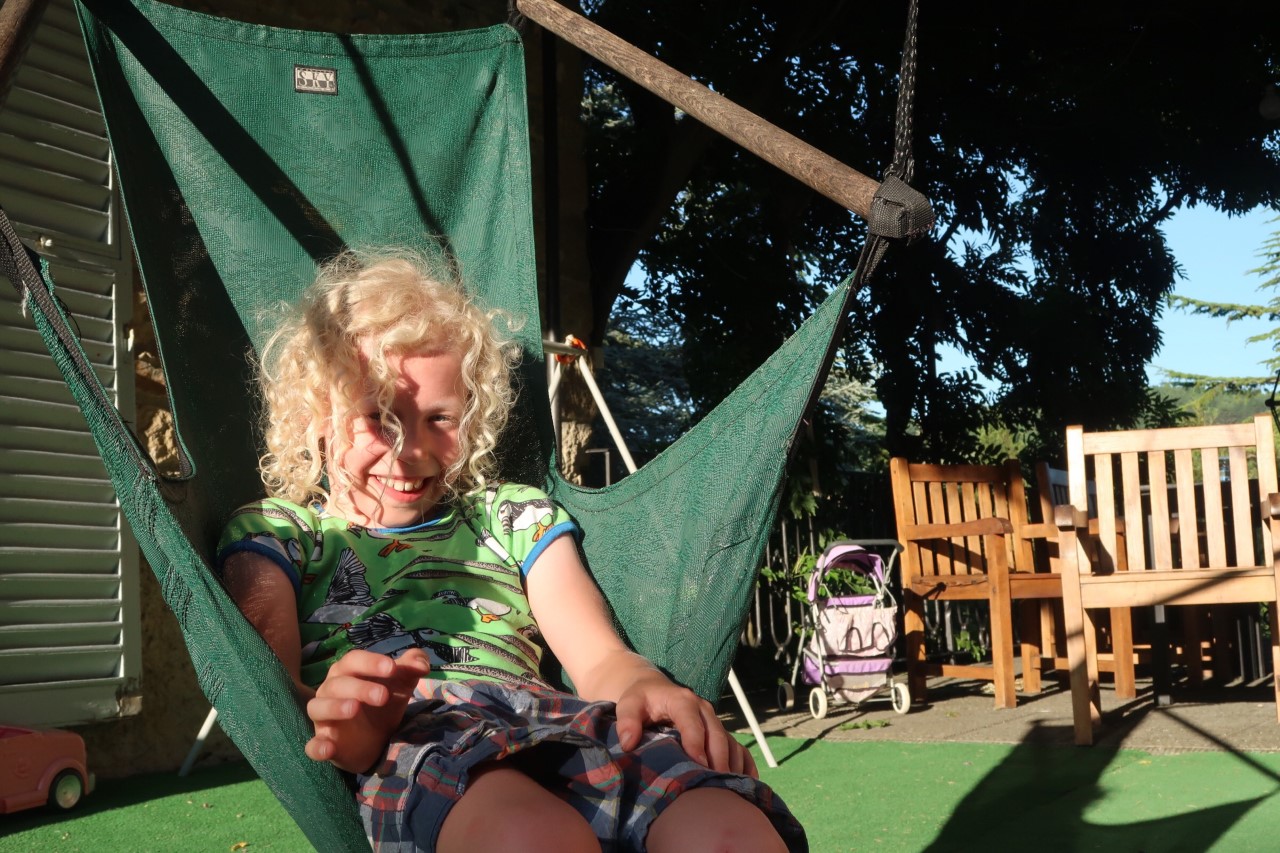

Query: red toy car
[0,725,94,813]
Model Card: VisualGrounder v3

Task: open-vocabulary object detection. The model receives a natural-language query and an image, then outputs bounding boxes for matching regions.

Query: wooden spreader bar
[516,0,882,222]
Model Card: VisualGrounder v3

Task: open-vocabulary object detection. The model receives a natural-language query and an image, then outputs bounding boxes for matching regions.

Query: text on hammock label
[294,66,337,95]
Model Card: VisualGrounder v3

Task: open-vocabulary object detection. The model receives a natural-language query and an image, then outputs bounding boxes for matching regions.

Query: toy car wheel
[891,681,911,715]
[48,770,84,811]
[808,687,828,720]
[777,682,795,711]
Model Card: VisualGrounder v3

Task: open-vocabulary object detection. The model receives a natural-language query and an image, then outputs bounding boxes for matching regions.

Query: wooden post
[515,0,881,222]
[0,0,51,112]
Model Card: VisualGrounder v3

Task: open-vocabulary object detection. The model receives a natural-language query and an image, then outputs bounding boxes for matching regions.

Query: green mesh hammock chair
[0,0,930,848]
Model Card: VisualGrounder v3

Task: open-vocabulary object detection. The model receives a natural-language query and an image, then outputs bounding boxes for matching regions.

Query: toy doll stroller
[779,541,910,719]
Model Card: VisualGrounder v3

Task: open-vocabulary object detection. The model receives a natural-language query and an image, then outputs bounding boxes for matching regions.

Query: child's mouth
[377,476,429,501]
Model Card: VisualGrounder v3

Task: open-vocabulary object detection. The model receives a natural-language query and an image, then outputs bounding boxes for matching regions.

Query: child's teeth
[385,478,424,492]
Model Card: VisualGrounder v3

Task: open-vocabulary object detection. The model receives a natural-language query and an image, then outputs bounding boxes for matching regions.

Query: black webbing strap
[0,204,156,479]
[795,0,931,440]
[507,1,527,33]
[888,0,921,186]
[854,0,932,285]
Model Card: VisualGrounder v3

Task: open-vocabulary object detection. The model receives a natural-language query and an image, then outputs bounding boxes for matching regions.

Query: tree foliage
[597,295,693,463]
[579,1,1280,468]
[1154,382,1272,426]
[1167,216,1280,392]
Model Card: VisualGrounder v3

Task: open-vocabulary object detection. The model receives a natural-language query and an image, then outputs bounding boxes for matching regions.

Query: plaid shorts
[357,679,807,852]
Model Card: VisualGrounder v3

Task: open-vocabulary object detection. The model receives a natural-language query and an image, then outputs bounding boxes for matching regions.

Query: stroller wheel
[777,682,796,711]
[808,687,829,720]
[891,681,911,714]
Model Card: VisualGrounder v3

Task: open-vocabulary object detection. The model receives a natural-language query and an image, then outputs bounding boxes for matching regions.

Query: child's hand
[614,673,758,779]
[522,537,757,777]
[304,648,431,774]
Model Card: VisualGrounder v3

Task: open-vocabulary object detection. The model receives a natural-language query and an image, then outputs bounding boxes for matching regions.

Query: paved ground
[725,675,1280,755]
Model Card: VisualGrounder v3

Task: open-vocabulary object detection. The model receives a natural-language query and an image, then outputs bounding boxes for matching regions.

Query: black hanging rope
[889,0,920,185]
[507,1,527,33]
[852,0,931,294]
[795,0,930,442]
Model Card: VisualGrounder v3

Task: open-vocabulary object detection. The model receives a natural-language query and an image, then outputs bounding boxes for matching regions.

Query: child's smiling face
[327,347,465,529]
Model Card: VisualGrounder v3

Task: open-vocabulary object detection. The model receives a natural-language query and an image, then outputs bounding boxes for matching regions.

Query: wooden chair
[890,458,1061,708]
[1055,414,1280,745]
[1031,463,1137,699]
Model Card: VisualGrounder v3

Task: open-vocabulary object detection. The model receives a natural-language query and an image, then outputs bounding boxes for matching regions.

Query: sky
[1151,204,1278,384]
[937,204,1279,387]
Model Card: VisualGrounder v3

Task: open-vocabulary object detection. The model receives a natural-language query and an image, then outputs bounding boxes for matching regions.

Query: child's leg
[436,764,601,853]
[646,787,790,853]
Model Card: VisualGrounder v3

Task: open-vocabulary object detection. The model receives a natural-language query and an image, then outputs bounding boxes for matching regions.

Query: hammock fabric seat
[0,0,930,848]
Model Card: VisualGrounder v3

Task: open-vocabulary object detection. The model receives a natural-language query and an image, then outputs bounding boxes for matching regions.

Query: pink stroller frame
[784,541,910,719]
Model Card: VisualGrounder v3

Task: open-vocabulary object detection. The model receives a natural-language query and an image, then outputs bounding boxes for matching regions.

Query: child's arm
[527,537,757,778]
[221,552,430,774]
[220,552,309,697]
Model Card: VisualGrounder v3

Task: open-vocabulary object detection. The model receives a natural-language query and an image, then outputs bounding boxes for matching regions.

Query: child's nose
[397,424,436,462]
[399,429,427,458]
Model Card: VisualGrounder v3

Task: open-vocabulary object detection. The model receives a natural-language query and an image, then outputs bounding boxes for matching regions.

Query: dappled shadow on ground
[922,710,1280,852]
[727,663,1280,850]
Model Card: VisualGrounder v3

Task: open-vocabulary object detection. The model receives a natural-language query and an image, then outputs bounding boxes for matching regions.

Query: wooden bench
[1056,414,1280,745]
[890,459,1060,708]
[1029,463,1137,699]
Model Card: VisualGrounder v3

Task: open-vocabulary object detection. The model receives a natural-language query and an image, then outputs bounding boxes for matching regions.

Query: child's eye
[362,412,400,438]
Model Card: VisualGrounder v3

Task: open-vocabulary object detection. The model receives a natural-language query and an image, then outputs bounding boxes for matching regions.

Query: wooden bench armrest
[1270,493,1280,520]
[902,517,1013,541]
[1054,504,1088,530]
[1018,521,1054,540]
[1024,517,1119,537]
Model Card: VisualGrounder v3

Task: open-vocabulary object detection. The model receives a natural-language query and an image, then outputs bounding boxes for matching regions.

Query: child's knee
[646,787,788,853]
[438,765,599,853]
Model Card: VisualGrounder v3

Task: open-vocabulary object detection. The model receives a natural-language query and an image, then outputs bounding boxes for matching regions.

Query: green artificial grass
[4,736,1280,852]
[763,736,1280,853]
[0,763,308,852]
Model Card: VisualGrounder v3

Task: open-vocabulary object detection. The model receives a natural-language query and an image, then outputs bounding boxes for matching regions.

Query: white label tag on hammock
[294,66,338,95]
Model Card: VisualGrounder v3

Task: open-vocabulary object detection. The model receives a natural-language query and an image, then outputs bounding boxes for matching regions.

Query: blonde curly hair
[256,247,520,510]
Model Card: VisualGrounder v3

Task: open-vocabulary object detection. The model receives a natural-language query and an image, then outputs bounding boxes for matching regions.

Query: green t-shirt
[216,482,577,689]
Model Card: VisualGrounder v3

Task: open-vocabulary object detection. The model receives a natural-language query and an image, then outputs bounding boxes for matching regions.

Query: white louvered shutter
[0,0,141,726]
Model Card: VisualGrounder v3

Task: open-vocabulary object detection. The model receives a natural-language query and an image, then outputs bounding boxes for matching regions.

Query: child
[217,249,806,853]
